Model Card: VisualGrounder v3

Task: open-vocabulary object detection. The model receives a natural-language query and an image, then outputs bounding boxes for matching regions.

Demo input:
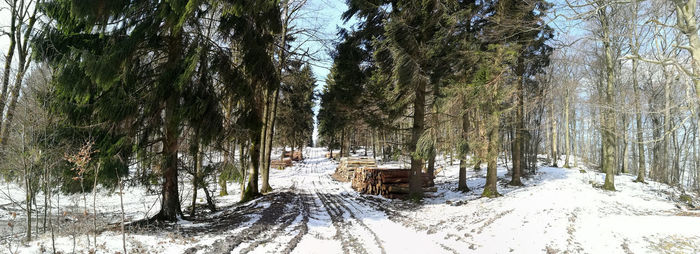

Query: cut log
[283,151,304,161]
[333,157,377,182]
[351,167,435,199]
[270,158,292,169]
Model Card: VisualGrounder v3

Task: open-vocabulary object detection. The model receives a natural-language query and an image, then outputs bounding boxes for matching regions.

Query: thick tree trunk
[0,57,27,148]
[510,88,524,185]
[259,87,272,193]
[672,0,700,148]
[408,82,426,200]
[458,113,470,192]
[158,95,182,220]
[339,129,345,157]
[597,4,616,191]
[634,84,646,182]
[242,129,262,202]
[239,141,247,200]
[662,67,671,183]
[0,9,16,137]
[482,109,501,198]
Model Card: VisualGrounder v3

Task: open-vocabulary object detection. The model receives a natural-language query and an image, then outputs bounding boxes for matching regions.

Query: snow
[5,148,700,253]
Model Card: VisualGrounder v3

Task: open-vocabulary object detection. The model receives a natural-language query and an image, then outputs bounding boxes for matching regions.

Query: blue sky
[296,0,355,144]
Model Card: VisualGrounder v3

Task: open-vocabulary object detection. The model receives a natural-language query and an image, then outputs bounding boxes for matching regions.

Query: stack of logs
[270,158,293,169]
[351,167,436,199]
[282,150,303,161]
[332,157,377,182]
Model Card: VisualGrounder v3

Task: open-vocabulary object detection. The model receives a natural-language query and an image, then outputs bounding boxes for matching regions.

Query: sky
[292,0,354,145]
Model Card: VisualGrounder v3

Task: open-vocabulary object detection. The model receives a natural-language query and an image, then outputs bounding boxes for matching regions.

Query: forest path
[183,148,451,254]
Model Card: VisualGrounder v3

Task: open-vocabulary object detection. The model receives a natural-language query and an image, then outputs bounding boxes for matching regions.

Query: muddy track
[183,192,304,254]
[183,155,451,254]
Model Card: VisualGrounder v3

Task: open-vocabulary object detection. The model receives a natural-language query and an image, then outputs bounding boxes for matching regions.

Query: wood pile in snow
[332,157,376,182]
[351,167,436,199]
[270,158,293,169]
[283,151,303,161]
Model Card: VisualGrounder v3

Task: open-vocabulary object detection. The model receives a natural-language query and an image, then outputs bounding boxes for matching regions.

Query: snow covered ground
[5,147,700,253]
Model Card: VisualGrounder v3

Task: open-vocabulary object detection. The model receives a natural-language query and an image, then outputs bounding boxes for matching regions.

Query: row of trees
[319,0,700,199]
[319,0,553,199]
[0,0,318,246]
[547,0,700,189]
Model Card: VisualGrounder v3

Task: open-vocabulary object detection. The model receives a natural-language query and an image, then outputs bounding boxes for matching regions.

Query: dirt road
[182,150,451,254]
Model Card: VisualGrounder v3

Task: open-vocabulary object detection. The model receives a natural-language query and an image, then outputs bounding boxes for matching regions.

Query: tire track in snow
[183,192,299,254]
[311,171,389,254]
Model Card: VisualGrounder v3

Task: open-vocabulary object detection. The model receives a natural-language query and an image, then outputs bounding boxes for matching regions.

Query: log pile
[351,167,436,199]
[270,158,293,169]
[283,151,303,161]
[332,157,376,182]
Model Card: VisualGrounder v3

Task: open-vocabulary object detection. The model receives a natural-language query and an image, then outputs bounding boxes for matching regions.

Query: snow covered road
[14,148,700,253]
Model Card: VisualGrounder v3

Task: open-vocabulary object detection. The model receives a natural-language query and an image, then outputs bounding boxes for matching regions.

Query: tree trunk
[600,5,616,191]
[242,130,261,202]
[242,100,263,202]
[190,141,202,217]
[219,143,230,196]
[408,81,426,199]
[0,7,16,137]
[1,2,37,149]
[564,87,571,168]
[371,129,376,160]
[621,114,629,174]
[239,140,247,200]
[550,103,558,167]
[662,67,671,184]
[157,94,182,220]
[458,113,470,192]
[427,154,435,187]
[25,163,31,241]
[482,108,501,198]
[0,56,28,148]
[510,89,524,185]
[259,87,272,193]
[339,129,345,158]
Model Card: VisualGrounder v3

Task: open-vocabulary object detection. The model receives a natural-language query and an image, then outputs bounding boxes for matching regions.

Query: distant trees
[276,62,316,152]
[538,0,700,192]
[320,0,553,199]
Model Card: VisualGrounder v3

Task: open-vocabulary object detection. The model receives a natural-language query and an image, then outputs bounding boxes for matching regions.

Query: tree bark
[550,102,558,167]
[408,81,426,200]
[458,113,470,192]
[564,86,571,168]
[0,3,16,136]
[599,4,616,191]
[242,128,262,202]
[157,94,182,220]
[1,2,38,149]
[510,73,524,185]
[482,107,501,198]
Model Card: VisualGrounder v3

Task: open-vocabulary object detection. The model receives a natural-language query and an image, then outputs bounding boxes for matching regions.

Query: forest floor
[5,147,700,253]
